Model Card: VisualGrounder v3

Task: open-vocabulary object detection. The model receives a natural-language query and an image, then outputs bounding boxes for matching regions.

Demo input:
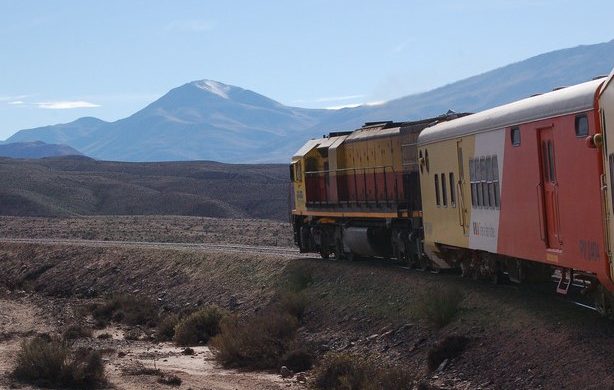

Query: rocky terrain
[0,216,612,389]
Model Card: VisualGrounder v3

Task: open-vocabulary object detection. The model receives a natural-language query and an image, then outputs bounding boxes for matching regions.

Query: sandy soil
[0,292,305,390]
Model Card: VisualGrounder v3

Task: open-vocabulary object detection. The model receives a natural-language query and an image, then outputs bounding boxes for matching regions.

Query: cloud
[0,95,30,102]
[165,19,215,32]
[8,100,24,105]
[36,101,100,109]
[326,101,386,110]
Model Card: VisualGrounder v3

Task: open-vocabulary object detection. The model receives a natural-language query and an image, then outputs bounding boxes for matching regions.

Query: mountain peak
[192,80,233,99]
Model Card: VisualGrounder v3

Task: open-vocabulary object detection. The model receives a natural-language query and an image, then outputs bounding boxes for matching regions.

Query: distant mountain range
[7,40,614,163]
[0,141,82,159]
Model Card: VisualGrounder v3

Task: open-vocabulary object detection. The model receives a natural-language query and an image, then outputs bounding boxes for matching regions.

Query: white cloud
[8,100,24,105]
[36,101,100,109]
[165,19,215,32]
[325,100,386,110]
[0,95,30,102]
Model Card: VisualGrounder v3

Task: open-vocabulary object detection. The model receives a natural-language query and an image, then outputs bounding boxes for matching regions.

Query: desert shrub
[156,313,181,341]
[281,348,314,372]
[12,336,106,388]
[173,306,227,346]
[158,373,182,386]
[210,310,299,369]
[124,328,142,341]
[62,324,92,340]
[314,353,413,390]
[415,285,464,328]
[97,333,112,340]
[91,294,158,327]
[427,335,470,371]
[277,291,307,322]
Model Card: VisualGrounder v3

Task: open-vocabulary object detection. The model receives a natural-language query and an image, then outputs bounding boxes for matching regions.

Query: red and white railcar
[418,73,614,314]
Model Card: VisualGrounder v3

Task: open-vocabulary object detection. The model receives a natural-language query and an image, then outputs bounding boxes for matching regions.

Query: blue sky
[2,0,614,139]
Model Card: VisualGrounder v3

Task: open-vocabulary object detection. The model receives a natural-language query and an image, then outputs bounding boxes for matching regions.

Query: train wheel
[320,249,330,259]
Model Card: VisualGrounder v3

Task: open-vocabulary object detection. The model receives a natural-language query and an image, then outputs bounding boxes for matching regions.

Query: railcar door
[538,127,562,250]
[599,74,614,280]
[456,140,468,235]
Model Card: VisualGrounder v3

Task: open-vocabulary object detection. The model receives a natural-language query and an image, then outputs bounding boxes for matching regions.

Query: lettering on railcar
[579,240,599,261]
[472,222,496,238]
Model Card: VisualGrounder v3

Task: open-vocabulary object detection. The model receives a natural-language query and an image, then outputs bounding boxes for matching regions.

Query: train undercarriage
[293,216,614,319]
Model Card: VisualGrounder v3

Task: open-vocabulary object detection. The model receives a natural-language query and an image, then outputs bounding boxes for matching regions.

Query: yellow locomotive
[290,113,465,265]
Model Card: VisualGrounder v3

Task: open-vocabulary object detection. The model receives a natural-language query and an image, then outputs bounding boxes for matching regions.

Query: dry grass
[156,313,181,341]
[415,285,464,328]
[12,336,106,388]
[173,306,227,346]
[91,294,158,327]
[62,324,92,340]
[210,310,300,369]
[314,352,413,390]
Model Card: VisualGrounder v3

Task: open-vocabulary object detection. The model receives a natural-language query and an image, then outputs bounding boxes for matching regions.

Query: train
[290,71,614,319]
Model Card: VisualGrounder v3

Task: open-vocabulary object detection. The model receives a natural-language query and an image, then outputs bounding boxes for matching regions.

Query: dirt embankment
[0,238,613,389]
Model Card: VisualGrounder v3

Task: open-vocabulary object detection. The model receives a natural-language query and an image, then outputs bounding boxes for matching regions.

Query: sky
[2,0,614,140]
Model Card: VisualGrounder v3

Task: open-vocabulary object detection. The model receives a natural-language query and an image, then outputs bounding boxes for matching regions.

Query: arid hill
[0,156,289,220]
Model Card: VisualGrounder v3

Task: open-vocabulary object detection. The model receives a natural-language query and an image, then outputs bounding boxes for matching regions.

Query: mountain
[0,141,83,159]
[9,82,329,163]
[7,40,614,163]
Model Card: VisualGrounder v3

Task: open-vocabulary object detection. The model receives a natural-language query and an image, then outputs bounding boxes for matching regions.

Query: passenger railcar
[291,72,614,317]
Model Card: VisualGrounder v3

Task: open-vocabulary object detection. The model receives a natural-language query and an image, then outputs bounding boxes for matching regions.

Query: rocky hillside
[0,156,289,220]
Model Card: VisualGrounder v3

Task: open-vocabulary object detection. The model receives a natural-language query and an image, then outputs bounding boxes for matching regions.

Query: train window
[511,127,521,146]
[480,157,487,207]
[425,149,430,172]
[449,172,456,208]
[492,156,500,208]
[435,174,440,206]
[486,156,493,208]
[289,164,295,182]
[419,150,424,174]
[441,173,447,207]
[575,114,589,137]
[469,159,478,207]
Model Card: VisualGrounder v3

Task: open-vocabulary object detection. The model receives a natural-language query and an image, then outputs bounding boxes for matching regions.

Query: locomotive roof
[417,78,604,145]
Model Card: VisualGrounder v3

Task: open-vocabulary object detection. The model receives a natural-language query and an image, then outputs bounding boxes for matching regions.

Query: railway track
[0,237,316,258]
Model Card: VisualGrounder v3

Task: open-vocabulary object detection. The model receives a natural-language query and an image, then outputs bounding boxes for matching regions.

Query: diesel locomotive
[290,71,614,318]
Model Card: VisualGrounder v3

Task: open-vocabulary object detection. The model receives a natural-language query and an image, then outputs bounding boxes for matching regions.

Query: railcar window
[449,172,456,207]
[511,127,521,146]
[441,173,447,207]
[289,164,295,182]
[575,114,589,138]
[493,156,500,208]
[487,156,494,208]
[469,159,478,207]
[435,174,440,206]
[480,157,487,208]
